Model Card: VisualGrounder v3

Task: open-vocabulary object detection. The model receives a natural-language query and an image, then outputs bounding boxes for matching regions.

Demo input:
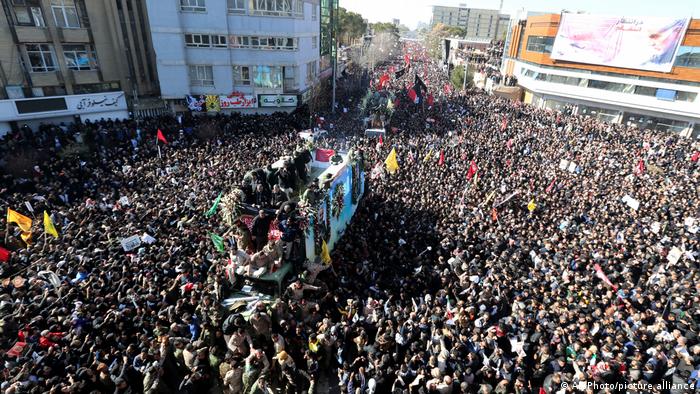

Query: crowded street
[1,36,699,394]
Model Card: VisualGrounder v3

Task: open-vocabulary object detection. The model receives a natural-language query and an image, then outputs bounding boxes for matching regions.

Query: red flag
[407,87,418,104]
[594,264,618,290]
[506,138,513,150]
[378,135,383,146]
[467,160,478,180]
[0,246,9,262]
[378,73,390,90]
[438,150,444,166]
[500,116,508,132]
[491,208,498,222]
[545,177,556,194]
[315,149,335,162]
[427,94,434,107]
[634,159,645,176]
[443,83,451,95]
[404,54,410,66]
[691,151,699,162]
[157,129,168,144]
[7,342,27,358]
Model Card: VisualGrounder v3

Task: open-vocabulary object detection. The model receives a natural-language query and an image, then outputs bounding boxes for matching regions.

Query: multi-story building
[430,4,508,42]
[0,0,160,134]
[502,13,700,137]
[146,0,328,113]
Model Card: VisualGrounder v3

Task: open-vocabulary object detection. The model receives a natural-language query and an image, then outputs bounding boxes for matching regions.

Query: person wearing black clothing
[278,163,297,193]
[251,210,272,252]
[240,181,254,204]
[265,164,279,190]
[253,184,271,208]
[293,148,312,182]
[279,216,300,261]
[270,184,288,209]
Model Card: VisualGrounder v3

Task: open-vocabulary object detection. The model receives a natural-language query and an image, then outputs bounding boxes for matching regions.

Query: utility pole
[331,0,338,114]
[462,63,467,91]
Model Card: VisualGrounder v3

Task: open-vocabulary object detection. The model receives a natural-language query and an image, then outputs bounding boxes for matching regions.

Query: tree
[337,7,367,47]
[445,26,467,38]
[450,64,474,90]
[371,22,399,36]
[424,23,453,59]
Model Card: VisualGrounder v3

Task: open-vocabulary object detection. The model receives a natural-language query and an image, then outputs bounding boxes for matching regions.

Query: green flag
[210,232,225,253]
[205,192,222,218]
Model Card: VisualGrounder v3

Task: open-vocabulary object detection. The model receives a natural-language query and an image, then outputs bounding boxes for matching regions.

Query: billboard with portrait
[550,14,689,72]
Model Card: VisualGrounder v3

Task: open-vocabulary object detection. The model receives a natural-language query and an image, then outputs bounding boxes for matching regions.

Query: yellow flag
[320,240,332,265]
[7,209,32,232]
[43,211,58,238]
[387,99,394,110]
[385,148,399,174]
[527,199,536,212]
[483,190,496,206]
[20,231,32,245]
[423,148,433,163]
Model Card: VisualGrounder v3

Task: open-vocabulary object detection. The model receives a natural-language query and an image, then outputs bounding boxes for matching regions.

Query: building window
[284,66,296,89]
[73,82,121,94]
[675,90,697,102]
[180,0,206,12]
[251,0,303,17]
[63,44,96,70]
[312,4,317,20]
[50,0,80,28]
[253,65,283,89]
[232,65,250,85]
[525,36,554,53]
[306,60,317,81]
[230,35,298,50]
[189,65,214,86]
[25,44,56,72]
[211,35,227,47]
[12,0,45,27]
[185,33,210,47]
[633,85,657,97]
[587,79,632,93]
[227,0,245,13]
[312,36,317,49]
[674,46,700,69]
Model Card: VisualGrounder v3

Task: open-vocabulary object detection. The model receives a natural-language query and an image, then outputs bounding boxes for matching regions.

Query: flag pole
[156,134,162,160]
[42,231,47,253]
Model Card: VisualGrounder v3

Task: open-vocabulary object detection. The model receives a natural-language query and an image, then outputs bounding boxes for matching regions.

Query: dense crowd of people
[0,39,699,394]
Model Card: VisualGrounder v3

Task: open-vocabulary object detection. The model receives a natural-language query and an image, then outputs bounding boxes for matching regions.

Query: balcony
[71,69,100,85]
[30,71,60,87]
[15,26,49,42]
[57,28,90,43]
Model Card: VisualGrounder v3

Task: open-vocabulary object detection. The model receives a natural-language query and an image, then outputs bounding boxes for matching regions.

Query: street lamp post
[331,0,338,114]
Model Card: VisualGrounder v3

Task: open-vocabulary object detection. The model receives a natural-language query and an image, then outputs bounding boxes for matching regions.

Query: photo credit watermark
[562,381,694,391]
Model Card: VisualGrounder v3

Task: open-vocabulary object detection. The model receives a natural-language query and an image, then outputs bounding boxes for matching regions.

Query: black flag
[414,74,427,102]
[395,67,406,79]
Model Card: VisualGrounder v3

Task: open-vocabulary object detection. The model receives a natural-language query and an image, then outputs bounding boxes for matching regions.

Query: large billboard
[551,14,689,72]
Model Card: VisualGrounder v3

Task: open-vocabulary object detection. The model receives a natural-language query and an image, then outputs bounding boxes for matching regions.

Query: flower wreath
[332,183,345,218]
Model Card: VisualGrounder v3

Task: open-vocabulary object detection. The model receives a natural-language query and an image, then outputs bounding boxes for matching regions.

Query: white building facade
[145,0,321,113]
[513,60,700,137]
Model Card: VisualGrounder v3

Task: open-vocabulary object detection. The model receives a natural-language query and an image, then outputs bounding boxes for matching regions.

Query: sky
[340,0,699,30]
